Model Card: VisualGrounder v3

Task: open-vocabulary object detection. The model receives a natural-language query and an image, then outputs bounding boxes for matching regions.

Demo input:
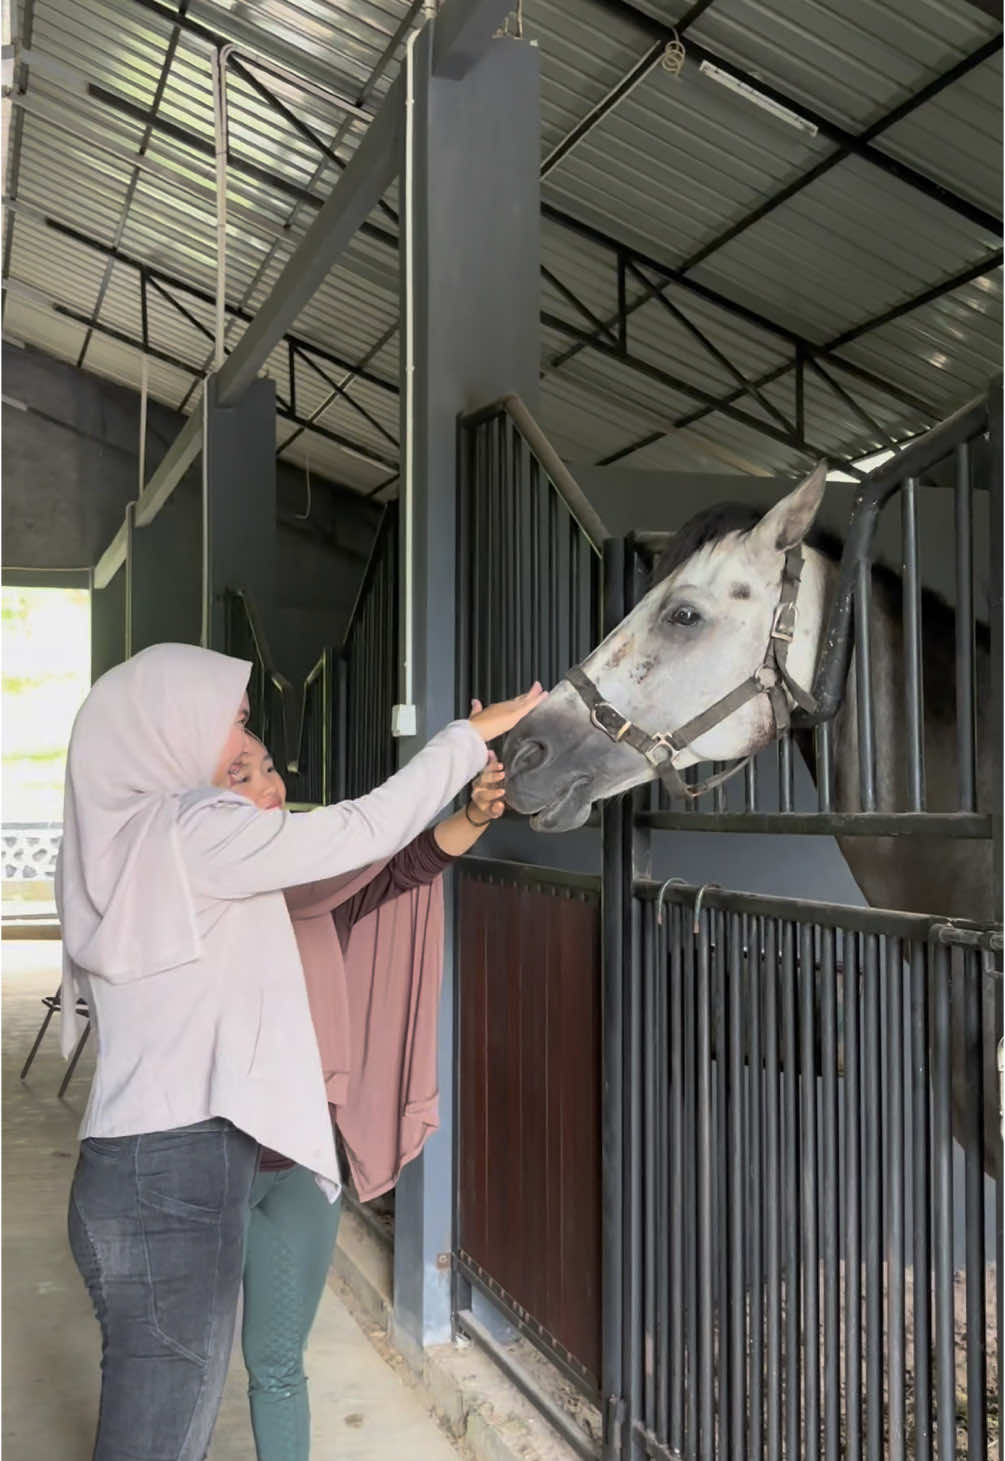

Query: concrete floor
[2,942,460,1460]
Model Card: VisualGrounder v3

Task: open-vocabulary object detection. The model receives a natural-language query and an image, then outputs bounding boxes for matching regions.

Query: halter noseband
[566,545,819,802]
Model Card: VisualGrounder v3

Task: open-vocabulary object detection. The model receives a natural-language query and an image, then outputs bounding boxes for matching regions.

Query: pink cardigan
[284,859,446,1200]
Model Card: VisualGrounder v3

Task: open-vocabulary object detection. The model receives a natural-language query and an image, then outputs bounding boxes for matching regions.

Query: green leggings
[242,1165,342,1461]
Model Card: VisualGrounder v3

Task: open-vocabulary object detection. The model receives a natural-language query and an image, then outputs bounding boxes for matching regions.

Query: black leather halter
[566,545,819,801]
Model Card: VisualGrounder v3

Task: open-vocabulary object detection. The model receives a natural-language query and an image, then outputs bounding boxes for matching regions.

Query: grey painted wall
[2,342,382,689]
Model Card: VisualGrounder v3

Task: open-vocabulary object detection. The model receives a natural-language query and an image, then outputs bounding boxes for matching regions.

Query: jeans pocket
[136,1125,231,1219]
[136,1126,249,1365]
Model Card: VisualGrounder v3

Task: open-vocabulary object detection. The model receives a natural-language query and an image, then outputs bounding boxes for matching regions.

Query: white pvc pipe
[138,350,149,494]
[394,24,419,734]
[211,44,234,372]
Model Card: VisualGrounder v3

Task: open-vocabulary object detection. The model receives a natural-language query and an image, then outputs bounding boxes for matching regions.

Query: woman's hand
[432,756,506,856]
[468,685,547,744]
[468,755,506,824]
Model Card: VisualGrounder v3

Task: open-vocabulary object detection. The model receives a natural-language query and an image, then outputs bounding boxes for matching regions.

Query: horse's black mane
[650,502,761,584]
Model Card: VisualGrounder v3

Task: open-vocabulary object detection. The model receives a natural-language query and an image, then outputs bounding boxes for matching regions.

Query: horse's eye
[667,605,701,628]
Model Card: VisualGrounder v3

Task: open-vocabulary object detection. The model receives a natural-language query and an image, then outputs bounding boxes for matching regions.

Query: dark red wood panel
[457,865,601,1381]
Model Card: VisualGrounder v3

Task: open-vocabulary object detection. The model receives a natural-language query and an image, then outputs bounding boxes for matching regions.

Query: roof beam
[590,253,1002,466]
[87,0,516,574]
[582,0,1002,237]
[11,206,400,395]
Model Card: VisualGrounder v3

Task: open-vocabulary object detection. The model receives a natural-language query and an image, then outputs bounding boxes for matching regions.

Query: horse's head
[505,465,829,831]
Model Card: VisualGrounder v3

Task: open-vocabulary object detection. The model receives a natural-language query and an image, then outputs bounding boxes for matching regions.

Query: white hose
[211,45,234,372]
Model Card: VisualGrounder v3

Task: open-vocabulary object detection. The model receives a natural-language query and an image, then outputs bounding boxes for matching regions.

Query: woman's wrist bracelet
[465,803,493,828]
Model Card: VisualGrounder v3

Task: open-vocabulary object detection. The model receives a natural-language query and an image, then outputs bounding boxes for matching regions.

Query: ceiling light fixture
[699,61,819,138]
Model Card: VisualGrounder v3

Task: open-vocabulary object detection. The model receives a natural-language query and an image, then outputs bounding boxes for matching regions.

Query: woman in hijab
[56,642,544,1461]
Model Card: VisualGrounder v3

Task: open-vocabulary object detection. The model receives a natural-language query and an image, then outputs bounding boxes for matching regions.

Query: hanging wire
[662,31,686,77]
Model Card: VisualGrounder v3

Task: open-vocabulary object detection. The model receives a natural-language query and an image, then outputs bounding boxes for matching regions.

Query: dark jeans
[68,1118,259,1461]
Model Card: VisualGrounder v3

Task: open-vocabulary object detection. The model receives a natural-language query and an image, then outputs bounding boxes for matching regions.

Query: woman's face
[213,693,251,784]
[225,738,287,811]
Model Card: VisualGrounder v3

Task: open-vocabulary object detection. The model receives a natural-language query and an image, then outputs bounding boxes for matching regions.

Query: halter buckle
[643,734,675,768]
[771,600,797,643]
[590,702,632,742]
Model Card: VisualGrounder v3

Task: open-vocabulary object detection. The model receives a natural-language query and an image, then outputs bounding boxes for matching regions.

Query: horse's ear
[750,462,827,553]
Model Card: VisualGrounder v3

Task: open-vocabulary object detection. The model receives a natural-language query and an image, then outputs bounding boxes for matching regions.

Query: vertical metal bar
[470,426,483,708]
[764,918,782,1461]
[570,515,581,668]
[684,903,698,1455]
[954,445,977,812]
[989,384,1003,920]
[669,900,685,1455]
[815,720,834,813]
[931,944,955,1461]
[781,920,800,1461]
[548,489,559,688]
[530,456,543,689]
[745,754,759,814]
[600,538,626,1461]
[962,948,987,1458]
[901,475,926,810]
[799,922,820,1461]
[656,901,670,1445]
[820,925,840,1460]
[519,440,534,688]
[845,934,862,1461]
[911,942,933,1460]
[501,418,514,698]
[696,910,714,1461]
[642,898,657,1437]
[748,915,764,1460]
[456,423,472,716]
[887,938,906,1459]
[778,732,794,813]
[714,908,729,1452]
[483,421,496,704]
[626,894,644,1460]
[854,560,877,812]
[727,912,745,1460]
[862,933,882,1461]
[509,427,521,691]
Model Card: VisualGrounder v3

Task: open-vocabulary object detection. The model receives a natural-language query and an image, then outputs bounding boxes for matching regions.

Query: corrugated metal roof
[3,0,1000,506]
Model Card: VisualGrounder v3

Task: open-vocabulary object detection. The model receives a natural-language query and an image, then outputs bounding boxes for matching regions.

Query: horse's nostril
[508,738,548,776]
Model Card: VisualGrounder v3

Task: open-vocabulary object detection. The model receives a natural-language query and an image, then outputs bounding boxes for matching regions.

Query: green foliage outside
[2,587,91,824]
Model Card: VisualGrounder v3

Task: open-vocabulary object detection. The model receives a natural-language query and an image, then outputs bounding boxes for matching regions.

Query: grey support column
[392,22,540,1353]
[202,375,277,651]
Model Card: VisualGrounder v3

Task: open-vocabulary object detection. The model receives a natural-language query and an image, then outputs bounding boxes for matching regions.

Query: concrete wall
[1,342,382,686]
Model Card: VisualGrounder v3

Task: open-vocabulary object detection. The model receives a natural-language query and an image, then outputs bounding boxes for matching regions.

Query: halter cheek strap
[567,545,820,802]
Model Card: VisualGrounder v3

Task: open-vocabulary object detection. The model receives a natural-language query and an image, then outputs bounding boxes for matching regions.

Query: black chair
[20,988,92,1099]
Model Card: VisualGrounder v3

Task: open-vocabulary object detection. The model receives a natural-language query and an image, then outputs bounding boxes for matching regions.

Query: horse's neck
[799,549,993,923]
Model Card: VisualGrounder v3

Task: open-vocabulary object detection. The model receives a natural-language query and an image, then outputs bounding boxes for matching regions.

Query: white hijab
[57,643,251,1053]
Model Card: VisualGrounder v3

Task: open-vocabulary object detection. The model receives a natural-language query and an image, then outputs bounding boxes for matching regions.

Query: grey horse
[504,467,1000,1177]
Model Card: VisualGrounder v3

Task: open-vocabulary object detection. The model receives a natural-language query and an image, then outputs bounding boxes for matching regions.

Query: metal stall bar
[901,475,926,810]
[601,539,628,1461]
[954,445,977,812]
